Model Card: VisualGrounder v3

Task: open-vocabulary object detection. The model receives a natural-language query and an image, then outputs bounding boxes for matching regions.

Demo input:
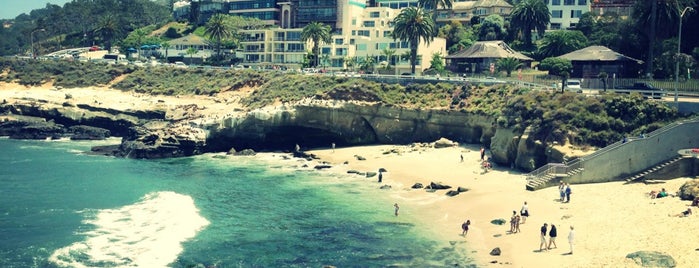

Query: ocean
[0,138,473,267]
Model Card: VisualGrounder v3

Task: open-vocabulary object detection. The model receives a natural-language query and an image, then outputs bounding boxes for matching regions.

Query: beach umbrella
[140,45,150,49]
[127,47,137,52]
[378,168,388,172]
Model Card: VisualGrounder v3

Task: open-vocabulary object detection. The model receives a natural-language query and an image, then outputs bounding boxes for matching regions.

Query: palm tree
[205,14,232,58]
[537,30,588,58]
[360,56,376,73]
[301,22,332,68]
[496,57,522,77]
[344,56,357,71]
[381,48,396,70]
[161,42,171,61]
[186,47,198,64]
[133,28,147,60]
[510,0,550,50]
[392,6,435,75]
[94,14,121,52]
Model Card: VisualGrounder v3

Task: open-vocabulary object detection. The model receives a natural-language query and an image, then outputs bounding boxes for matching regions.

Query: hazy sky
[0,0,73,19]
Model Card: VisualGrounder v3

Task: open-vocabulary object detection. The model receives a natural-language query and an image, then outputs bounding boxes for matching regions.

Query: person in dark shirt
[539,223,548,251]
[548,224,558,249]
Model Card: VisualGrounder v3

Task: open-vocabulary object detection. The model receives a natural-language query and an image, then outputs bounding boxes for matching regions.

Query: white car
[566,79,582,92]
[173,61,187,68]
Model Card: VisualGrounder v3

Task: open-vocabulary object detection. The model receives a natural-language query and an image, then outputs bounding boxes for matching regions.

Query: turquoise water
[0,138,473,267]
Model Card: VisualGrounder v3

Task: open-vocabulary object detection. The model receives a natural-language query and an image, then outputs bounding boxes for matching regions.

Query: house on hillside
[162,34,214,64]
[557,45,643,78]
[445,40,532,74]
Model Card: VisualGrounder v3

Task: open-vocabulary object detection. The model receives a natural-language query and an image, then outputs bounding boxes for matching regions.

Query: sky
[0,0,73,20]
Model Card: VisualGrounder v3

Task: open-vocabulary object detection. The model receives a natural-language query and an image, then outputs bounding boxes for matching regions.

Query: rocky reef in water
[0,94,564,171]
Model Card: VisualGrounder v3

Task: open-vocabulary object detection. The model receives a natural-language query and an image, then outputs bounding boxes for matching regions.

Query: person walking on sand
[520,201,529,224]
[568,226,575,254]
[480,147,485,161]
[460,154,464,163]
[394,203,399,216]
[539,223,548,251]
[565,183,572,203]
[378,171,383,183]
[461,220,471,236]
[514,214,521,233]
[548,224,558,249]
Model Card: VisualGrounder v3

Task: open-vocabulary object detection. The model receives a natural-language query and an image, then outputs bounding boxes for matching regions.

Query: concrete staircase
[525,167,584,191]
[624,156,686,183]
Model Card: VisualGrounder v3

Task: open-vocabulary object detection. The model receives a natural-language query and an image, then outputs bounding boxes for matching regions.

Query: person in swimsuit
[461,220,471,236]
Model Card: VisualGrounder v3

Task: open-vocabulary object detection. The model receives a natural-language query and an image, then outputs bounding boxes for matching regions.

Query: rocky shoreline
[0,84,579,171]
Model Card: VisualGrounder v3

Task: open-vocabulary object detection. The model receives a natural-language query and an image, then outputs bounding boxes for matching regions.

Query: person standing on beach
[461,220,471,236]
[460,154,464,163]
[548,224,558,249]
[394,203,399,216]
[568,226,575,254]
[378,171,383,183]
[480,147,485,161]
[520,201,529,224]
[539,223,548,251]
[331,142,335,152]
[514,214,521,233]
[559,182,566,202]
[295,143,300,152]
[565,184,572,203]
[510,211,517,233]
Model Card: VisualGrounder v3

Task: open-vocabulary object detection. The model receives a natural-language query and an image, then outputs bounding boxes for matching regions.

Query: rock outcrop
[625,251,676,267]
[678,179,699,200]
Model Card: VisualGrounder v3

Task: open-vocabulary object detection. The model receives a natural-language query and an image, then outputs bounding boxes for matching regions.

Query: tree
[94,14,121,52]
[537,30,588,58]
[186,47,198,64]
[438,20,476,53]
[429,52,445,72]
[510,0,550,50]
[477,14,506,41]
[382,48,396,69]
[301,22,332,68]
[538,57,572,92]
[392,6,436,75]
[344,56,357,71]
[497,57,522,77]
[161,42,171,61]
[205,14,232,58]
[359,56,376,73]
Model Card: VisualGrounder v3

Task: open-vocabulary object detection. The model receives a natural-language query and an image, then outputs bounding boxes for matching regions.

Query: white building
[546,0,591,30]
[238,2,446,74]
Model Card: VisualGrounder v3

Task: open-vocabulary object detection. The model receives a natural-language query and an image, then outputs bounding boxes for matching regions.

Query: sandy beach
[303,144,698,267]
[2,84,698,267]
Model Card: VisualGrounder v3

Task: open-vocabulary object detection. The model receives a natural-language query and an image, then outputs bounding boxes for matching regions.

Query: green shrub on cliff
[0,58,136,87]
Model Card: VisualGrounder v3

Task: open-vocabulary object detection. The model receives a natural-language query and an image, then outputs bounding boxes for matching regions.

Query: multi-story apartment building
[227,0,280,25]
[238,4,446,74]
[546,0,591,30]
[373,0,418,9]
[436,0,513,26]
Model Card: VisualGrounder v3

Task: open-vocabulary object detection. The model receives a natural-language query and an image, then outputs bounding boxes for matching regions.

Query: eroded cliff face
[204,102,536,169]
[2,98,546,170]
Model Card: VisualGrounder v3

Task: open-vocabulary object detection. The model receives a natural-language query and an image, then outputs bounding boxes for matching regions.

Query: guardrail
[525,116,699,182]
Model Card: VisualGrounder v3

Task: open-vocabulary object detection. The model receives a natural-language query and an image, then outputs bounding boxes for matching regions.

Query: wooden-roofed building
[557,45,643,78]
[445,40,532,73]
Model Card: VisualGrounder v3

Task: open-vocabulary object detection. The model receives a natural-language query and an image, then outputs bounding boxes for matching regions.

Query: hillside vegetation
[0,58,682,148]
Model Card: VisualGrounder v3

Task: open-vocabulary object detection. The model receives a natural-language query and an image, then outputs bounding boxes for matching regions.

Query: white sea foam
[49,191,210,268]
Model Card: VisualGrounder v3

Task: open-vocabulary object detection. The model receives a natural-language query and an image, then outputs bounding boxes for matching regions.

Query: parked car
[618,82,665,99]
[173,61,187,68]
[89,46,101,51]
[565,79,583,93]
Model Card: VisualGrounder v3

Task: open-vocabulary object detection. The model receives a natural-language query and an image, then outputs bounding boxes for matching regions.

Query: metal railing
[525,116,699,182]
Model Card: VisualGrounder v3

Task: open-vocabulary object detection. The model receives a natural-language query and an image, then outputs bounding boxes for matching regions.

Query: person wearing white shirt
[568,225,575,254]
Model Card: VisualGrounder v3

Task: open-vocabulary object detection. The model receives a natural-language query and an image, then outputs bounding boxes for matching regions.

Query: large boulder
[115,124,206,159]
[625,251,676,267]
[428,182,452,190]
[678,179,699,200]
[433,137,457,148]
[10,120,65,140]
[69,125,111,140]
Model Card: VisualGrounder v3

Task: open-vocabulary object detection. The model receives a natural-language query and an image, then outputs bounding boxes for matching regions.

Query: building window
[335,38,344,45]
[571,10,582,18]
[322,48,330,54]
[552,0,561,5]
[370,11,380,18]
[335,48,347,56]
[564,0,575,5]
[551,10,563,18]
[357,44,367,51]
[287,32,301,41]
[352,30,356,36]
[352,18,356,26]
[383,31,392,37]
[577,0,587,5]
[550,23,562,30]
[358,30,370,37]
[350,39,355,45]
[363,21,375,27]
